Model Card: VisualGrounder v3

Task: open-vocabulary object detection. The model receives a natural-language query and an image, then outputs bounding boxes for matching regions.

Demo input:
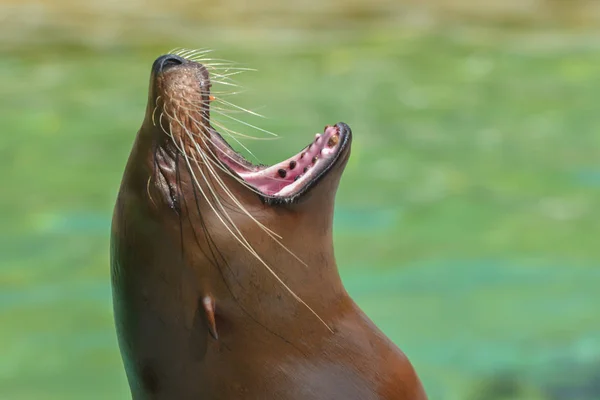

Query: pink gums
[224,125,341,197]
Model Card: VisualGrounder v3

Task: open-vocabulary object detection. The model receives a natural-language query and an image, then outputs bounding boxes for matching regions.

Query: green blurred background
[1,0,600,399]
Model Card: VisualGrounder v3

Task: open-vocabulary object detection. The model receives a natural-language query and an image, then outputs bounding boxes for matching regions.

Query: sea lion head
[129,51,352,272]
[111,51,353,396]
[140,52,352,228]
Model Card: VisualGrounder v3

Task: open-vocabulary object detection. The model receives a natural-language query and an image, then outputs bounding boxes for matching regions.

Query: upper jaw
[147,55,352,205]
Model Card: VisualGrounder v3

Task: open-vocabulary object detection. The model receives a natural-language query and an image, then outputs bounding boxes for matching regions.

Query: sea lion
[110,51,428,399]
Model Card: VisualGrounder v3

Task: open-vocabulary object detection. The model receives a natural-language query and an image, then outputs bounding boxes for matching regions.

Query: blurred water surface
[1,1,600,399]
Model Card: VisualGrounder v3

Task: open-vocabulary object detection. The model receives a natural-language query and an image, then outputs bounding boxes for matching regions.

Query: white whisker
[153,49,332,332]
[210,108,278,137]
[214,97,266,119]
[181,139,331,332]
[177,120,313,274]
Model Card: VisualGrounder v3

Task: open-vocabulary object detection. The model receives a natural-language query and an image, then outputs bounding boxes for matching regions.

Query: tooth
[327,135,339,147]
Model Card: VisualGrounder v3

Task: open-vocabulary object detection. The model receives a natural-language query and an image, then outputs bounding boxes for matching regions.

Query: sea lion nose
[152,54,185,73]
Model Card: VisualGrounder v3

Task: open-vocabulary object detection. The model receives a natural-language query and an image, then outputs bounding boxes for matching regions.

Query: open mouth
[150,53,351,202]
[210,122,351,201]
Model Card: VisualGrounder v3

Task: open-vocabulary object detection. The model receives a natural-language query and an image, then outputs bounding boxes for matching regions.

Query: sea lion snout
[152,54,186,74]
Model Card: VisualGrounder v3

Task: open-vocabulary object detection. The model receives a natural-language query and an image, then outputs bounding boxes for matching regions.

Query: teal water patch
[340,259,600,397]
[342,259,600,296]
[0,281,110,311]
[0,234,63,265]
[33,211,110,235]
[32,208,398,235]
[333,206,400,232]
[573,170,600,187]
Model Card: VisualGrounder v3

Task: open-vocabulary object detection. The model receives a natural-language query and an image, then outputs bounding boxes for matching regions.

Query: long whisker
[180,137,331,331]
[168,110,267,198]
[176,96,286,183]
[180,120,311,264]
[162,107,268,200]
[208,72,247,84]
[191,58,249,66]
[188,118,287,185]
[152,95,162,126]
[173,48,213,59]
[168,111,307,251]
[178,95,267,119]
[210,108,278,137]
[174,118,316,289]
[178,100,246,116]
[175,132,280,258]
[211,117,277,142]
[210,89,249,96]
[179,98,277,141]
[181,104,268,164]
[159,113,172,138]
[214,97,267,119]
[156,49,329,331]
[209,80,243,89]
[204,65,257,72]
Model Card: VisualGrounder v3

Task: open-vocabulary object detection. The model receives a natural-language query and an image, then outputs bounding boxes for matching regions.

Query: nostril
[153,54,185,73]
[162,56,183,69]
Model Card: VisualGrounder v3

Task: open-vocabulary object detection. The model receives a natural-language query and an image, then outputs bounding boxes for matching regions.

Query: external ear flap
[202,296,218,340]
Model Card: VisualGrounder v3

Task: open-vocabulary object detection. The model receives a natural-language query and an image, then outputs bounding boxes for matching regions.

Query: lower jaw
[220,124,344,198]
